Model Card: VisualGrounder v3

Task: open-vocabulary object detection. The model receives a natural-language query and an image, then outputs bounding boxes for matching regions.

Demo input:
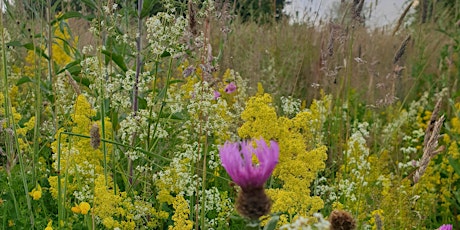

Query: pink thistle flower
[438,224,453,230]
[213,90,221,100]
[224,82,237,94]
[219,138,279,219]
[219,138,279,189]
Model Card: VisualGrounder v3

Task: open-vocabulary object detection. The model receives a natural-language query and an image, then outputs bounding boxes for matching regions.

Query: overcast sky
[284,0,414,27]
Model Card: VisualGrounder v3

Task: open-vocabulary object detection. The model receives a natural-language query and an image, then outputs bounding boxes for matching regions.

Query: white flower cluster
[118,110,169,146]
[184,81,232,138]
[0,28,14,64]
[53,72,76,116]
[337,178,357,202]
[280,213,331,230]
[124,149,145,161]
[382,92,429,138]
[281,96,301,116]
[313,176,338,203]
[328,122,371,203]
[146,9,187,58]
[102,2,118,14]
[399,127,424,170]
[194,187,233,229]
[52,147,80,173]
[73,184,93,202]
[176,142,202,162]
[312,94,332,124]
[153,157,202,197]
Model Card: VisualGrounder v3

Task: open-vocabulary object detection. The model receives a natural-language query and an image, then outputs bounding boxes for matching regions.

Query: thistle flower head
[219,138,279,189]
[90,123,101,149]
[438,224,453,230]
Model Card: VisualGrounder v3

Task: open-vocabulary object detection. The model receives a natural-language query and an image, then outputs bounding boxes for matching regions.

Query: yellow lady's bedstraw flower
[29,184,42,200]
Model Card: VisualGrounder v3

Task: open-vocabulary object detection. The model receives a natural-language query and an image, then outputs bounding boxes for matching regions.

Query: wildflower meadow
[1,0,460,229]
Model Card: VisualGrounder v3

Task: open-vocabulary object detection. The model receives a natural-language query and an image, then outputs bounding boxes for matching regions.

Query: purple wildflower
[224,82,237,94]
[213,90,221,100]
[219,138,279,220]
[219,138,279,189]
[438,224,453,230]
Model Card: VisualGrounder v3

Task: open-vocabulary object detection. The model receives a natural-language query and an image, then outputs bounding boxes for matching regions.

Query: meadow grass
[0,1,460,229]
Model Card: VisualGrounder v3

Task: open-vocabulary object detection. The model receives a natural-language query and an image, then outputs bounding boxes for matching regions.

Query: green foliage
[230,0,286,23]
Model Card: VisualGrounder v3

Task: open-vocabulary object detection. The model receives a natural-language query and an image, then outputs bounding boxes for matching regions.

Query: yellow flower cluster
[372,101,445,228]
[24,19,77,78]
[49,95,112,184]
[238,90,329,222]
[169,196,193,230]
[437,102,460,220]
[0,91,35,152]
[369,209,385,230]
[94,175,168,229]
[48,94,170,228]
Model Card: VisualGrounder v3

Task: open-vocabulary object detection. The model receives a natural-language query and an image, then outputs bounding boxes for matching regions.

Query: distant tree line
[416,0,459,23]
[13,0,286,23]
[229,0,286,22]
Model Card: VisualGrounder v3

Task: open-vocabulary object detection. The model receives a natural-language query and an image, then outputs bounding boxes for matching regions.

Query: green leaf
[81,0,97,10]
[141,0,157,18]
[6,41,22,47]
[23,43,50,60]
[263,215,280,230]
[448,157,460,176]
[52,11,85,24]
[454,190,460,204]
[15,77,33,86]
[8,41,48,59]
[138,96,147,110]
[160,50,171,58]
[101,50,128,72]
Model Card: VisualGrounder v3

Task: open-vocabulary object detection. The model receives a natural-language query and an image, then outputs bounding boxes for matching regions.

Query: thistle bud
[90,123,100,149]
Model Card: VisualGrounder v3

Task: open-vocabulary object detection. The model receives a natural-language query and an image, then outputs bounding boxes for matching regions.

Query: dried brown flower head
[90,123,100,150]
[329,210,356,230]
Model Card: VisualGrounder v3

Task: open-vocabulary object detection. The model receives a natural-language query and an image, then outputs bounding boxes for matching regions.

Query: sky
[284,0,414,27]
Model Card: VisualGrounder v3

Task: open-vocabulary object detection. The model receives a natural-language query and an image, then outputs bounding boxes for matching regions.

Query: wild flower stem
[1,35,21,224]
[1,11,34,227]
[129,0,143,185]
[149,58,173,154]
[60,132,172,162]
[200,136,208,229]
[100,75,108,187]
[32,23,42,186]
[57,132,63,227]
[46,0,58,134]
